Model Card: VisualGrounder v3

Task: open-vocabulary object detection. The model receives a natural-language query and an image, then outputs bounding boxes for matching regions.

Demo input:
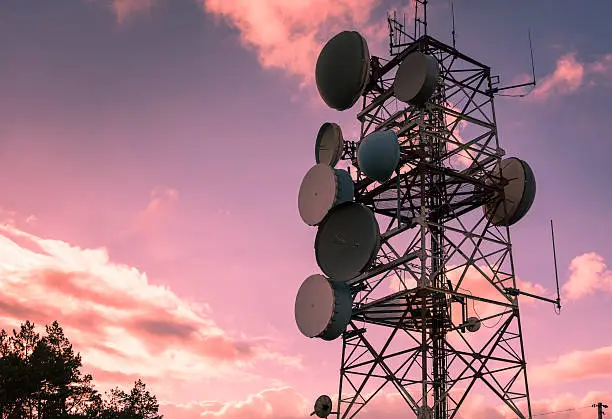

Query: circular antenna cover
[315,122,345,167]
[313,395,333,418]
[394,52,439,106]
[315,202,381,281]
[466,316,481,332]
[298,164,354,226]
[483,157,536,226]
[294,274,353,340]
[315,31,371,111]
[357,130,400,182]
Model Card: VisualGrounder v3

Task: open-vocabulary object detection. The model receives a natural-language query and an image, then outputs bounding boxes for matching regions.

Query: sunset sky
[1,0,612,417]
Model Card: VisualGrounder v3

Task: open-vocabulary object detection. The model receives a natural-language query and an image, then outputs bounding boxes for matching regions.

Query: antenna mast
[450,1,456,49]
[297,4,559,419]
[593,402,609,419]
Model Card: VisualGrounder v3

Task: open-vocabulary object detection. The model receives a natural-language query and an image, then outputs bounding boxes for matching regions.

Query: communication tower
[294,2,561,418]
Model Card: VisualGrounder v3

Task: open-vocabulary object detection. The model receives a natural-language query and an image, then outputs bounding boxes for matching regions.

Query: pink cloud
[103,0,411,89]
[159,386,612,418]
[111,0,156,24]
[160,387,309,419]
[588,53,612,76]
[133,186,179,232]
[531,345,612,384]
[199,0,385,85]
[531,52,584,101]
[562,252,612,300]
[0,224,301,398]
[516,51,612,101]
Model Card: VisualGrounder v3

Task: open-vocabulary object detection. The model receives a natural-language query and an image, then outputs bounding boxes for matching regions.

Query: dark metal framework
[334,4,533,418]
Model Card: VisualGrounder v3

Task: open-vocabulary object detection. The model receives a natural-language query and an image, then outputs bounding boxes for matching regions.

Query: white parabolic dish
[315,122,344,167]
[294,274,353,340]
[483,157,536,226]
[393,51,439,106]
[298,164,354,226]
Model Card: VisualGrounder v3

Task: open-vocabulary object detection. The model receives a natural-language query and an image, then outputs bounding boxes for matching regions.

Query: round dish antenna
[294,274,353,341]
[298,164,354,226]
[466,316,481,332]
[315,122,345,167]
[357,129,401,182]
[484,157,536,226]
[315,202,381,281]
[393,51,440,106]
[311,395,333,418]
[315,31,371,111]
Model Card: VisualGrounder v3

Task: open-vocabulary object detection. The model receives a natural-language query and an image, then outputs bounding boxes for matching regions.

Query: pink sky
[1,0,612,417]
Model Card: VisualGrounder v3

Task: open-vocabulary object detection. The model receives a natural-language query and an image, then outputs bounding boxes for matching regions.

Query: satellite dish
[466,316,481,332]
[316,122,345,167]
[357,130,401,182]
[298,164,355,226]
[315,31,371,111]
[311,395,333,418]
[483,157,536,226]
[315,202,381,281]
[393,51,440,106]
[295,274,353,341]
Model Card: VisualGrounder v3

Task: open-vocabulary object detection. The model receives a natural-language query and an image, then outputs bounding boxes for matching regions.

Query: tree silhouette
[0,320,162,418]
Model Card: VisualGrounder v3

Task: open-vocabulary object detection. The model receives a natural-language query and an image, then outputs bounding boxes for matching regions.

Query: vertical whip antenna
[528,29,536,85]
[551,219,562,312]
[450,1,456,49]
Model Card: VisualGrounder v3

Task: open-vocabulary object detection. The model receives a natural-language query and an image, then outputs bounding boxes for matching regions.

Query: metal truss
[335,15,533,419]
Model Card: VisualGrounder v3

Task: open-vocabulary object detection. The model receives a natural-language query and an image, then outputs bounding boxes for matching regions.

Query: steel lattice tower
[332,3,535,418]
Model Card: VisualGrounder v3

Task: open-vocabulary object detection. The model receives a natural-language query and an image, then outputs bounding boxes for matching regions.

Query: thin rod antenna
[550,219,562,311]
[414,1,418,39]
[487,29,537,96]
[423,0,428,36]
[450,1,456,49]
[528,29,536,84]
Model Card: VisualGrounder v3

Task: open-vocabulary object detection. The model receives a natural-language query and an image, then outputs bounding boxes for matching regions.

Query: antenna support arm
[504,287,562,310]
[487,81,536,95]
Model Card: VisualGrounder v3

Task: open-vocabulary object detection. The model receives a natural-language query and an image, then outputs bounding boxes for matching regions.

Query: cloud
[132,186,179,233]
[160,386,612,419]
[162,387,309,419]
[111,0,156,24]
[103,0,411,88]
[198,0,385,86]
[521,52,612,101]
[0,224,300,395]
[562,252,612,300]
[531,345,612,384]
[531,52,584,101]
[589,53,612,76]
[528,391,612,419]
